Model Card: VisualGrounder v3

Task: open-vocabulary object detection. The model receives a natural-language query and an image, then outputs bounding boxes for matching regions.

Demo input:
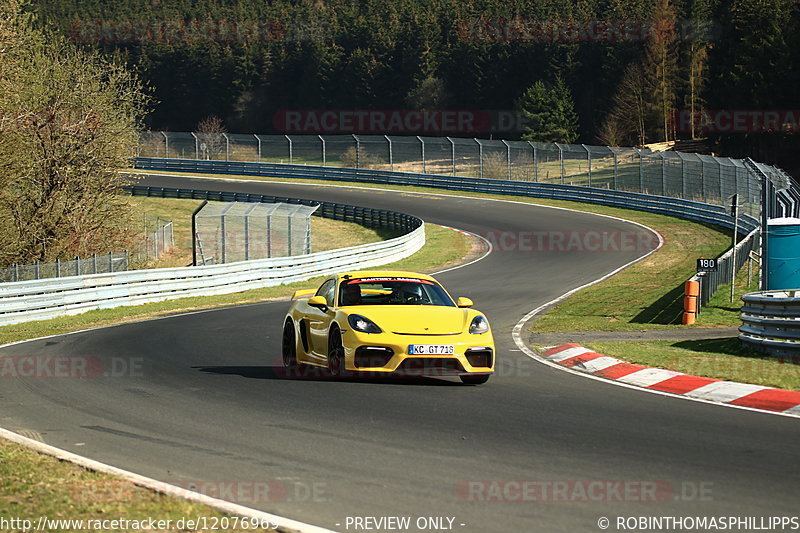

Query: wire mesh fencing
[193,201,318,265]
[141,132,769,219]
[0,253,129,283]
[133,216,174,264]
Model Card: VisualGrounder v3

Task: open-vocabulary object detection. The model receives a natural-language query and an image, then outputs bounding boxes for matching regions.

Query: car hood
[347,306,474,335]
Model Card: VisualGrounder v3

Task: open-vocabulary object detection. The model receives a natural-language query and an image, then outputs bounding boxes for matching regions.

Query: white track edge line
[0,427,335,533]
[137,173,792,417]
[511,247,800,420]
[128,171,679,223]
[129,171,800,417]
[432,229,493,275]
[0,185,495,529]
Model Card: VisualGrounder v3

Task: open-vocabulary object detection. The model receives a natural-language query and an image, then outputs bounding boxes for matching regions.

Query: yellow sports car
[282,271,495,384]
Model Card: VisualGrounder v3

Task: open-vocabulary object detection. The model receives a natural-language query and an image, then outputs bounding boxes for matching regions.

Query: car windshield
[338,277,455,307]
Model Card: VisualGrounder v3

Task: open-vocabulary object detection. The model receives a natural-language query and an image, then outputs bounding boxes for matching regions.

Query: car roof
[337,270,438,283]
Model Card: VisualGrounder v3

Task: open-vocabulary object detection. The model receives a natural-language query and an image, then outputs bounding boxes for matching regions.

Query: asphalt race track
[2,174,799,532]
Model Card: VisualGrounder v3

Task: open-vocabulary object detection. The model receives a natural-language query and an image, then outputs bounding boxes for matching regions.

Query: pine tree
[517,78,579,144]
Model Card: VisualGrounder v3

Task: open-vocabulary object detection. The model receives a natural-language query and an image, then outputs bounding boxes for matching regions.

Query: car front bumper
[341,329,495,376]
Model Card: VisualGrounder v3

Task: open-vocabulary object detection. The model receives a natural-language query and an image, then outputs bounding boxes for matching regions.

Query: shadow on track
[193,365,464,386]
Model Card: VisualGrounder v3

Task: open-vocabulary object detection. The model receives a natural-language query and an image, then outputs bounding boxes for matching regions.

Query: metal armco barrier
[126,185,421,233]
[739,290,800,357]
[133,158,761,233]
[0,188,424,326]
[686,227,762,311]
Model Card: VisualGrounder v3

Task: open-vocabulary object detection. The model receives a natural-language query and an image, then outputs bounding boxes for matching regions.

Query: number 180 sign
[697,258,718,272]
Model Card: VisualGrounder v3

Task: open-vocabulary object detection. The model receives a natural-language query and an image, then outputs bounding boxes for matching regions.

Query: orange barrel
[683,294,698,313]
[685,279,700,297]
[682,311,696,325]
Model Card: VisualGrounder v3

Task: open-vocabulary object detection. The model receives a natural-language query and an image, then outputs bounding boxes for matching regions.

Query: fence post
[353,134,361,168]
[611,148,618,190]
[701,157,706,203]
[305,217,312,254]
[267,213,272,258]
[161,131,169,158]
[108,252,113,272]
[637,148,644,193]
[557,143,565,184]
[477,139,483,179]
[319,135,325,166]
[583,144,591,187]
[385,135,393,171]
[287,213,293,256]
[13,263,18,282]
[678,152,687,199]
[660,152,666,196]
[417,136,425,174]
[502,140,511,180]
[56,258,60,278]
[447,137,455,176]
[222,133,230,161]
[528,142,538,182]
[220,213,226,264]
[244,213,250,261]
[191,132,199,159]
[34,260,39,280]
[75,256,80,276]
[92,254,97,274]
[285,135,293,164]
[255,134,261,162]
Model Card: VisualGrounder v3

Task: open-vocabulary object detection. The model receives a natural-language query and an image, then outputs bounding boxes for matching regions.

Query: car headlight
[348,314,382,334]
[469,315,489,334]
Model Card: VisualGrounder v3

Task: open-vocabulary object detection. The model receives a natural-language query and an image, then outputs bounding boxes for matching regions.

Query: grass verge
[125,195,397,269]
[128,169,742,333]
[127,170,798,391]
[0,222,471,526]
[0,439,275,532]
[584,339,800,390]
[0,223,469,346]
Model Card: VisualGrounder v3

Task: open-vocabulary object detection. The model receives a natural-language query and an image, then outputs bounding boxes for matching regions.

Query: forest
[32,0,800,172]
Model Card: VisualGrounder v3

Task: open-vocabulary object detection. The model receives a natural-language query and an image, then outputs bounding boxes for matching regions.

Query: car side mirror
[457,297,473,308]
[308,296,329,309]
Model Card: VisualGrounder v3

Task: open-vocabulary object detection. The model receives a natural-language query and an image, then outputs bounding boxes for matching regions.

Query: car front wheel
[327,327,345,377]
[282,320,298,368]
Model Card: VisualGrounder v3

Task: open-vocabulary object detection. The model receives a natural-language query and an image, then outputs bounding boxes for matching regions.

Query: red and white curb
[543,344,800,417]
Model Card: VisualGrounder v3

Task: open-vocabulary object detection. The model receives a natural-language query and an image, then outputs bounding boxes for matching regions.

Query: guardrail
[0,188,424,326]
[126,184,421,233]
[682,228,762,323]
[134,158,760,233]
[739,290,800,357]
[138,158,772,324]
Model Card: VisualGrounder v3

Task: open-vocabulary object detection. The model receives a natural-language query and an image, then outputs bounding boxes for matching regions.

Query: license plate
[408,344,455,355]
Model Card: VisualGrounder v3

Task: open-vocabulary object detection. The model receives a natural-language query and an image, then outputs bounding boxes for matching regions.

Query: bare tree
[0,0,149,265]
[196,115,227,160]
[605,63,649,147]
[645,0,679,142]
